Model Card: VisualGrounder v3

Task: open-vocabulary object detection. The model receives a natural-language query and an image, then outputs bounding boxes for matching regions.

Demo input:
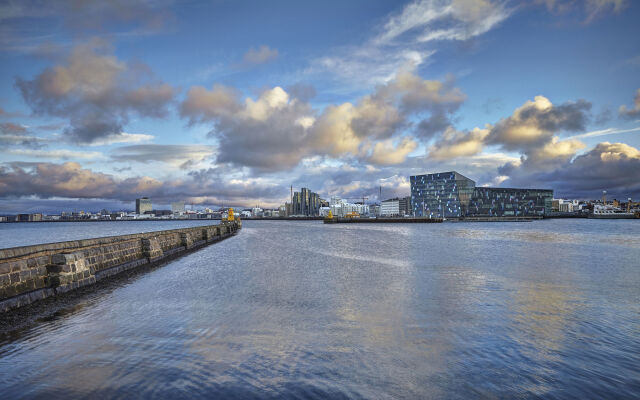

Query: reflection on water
[1,219,640,399]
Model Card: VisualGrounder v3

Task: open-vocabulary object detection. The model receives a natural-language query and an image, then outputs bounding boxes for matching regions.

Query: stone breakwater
[0,220,241,312]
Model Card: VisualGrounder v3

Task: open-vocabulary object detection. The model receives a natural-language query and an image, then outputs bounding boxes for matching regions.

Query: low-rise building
[381,198,401,217]
[171,202,185,213]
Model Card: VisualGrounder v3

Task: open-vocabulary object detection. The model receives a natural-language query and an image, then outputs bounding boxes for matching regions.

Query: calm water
[0,220,220,248]
[1,219,639,399]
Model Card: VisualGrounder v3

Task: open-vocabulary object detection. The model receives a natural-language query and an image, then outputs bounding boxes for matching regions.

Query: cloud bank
[16,39,175,144]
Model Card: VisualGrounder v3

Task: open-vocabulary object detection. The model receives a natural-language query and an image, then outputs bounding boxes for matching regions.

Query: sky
[0,0,639,213]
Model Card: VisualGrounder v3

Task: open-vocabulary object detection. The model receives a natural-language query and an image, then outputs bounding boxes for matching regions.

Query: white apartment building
[380,198,400,216]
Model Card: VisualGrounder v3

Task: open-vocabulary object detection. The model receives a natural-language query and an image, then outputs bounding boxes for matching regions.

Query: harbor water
[1,219,639,398]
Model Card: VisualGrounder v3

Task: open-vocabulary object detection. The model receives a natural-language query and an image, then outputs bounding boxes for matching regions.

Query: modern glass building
[291,187,321,216]
[135,197,152,215]
[410,171,553,218]
[410,171,475,218]
[468,187,553,217]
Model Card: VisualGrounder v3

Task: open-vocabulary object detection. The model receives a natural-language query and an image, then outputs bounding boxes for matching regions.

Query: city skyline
[1,0,640,213]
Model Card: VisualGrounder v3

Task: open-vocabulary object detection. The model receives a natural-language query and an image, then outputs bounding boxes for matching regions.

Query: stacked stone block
[142,238,164,262]
[0,257,48,301]
[47,252,96,294]
[180,232,194,249]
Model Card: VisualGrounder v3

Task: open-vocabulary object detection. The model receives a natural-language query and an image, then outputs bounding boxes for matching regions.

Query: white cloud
[89,132,154,146]
[180,68,464,170]
[377,0,511,44]
[308,0,510,89]
[368,137,419,165]
[111,144,215,168]
[567,126,640,140]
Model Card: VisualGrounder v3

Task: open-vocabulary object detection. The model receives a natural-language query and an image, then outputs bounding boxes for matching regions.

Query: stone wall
[0,220,241,312]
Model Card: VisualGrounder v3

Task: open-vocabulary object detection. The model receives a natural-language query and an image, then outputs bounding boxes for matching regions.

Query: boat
[589,204,638,219]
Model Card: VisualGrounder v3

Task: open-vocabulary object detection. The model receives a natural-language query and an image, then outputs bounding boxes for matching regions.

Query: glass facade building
[135,197,152,215]
[292,187,321,216]
[410,171,553,218]
[410,172,475,218]
[468,187,553,217]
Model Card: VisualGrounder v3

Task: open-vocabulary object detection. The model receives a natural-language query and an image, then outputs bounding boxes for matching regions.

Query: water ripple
[1,219,639,398]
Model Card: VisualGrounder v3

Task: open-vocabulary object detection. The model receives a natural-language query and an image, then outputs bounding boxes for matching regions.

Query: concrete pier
[0,220,241,312]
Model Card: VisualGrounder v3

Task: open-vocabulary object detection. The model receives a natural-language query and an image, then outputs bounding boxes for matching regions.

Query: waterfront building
[17,213,43,222]
[410,171,553,218]
[326,197,370,217]
[399,196,411,216]
[171,202,185,213]
[410,171,475,218]
[468,187,553,217]
[381,198,401,217]
[552,199,580,213]
[136,197,152,215]
[291,187,321,216]
[559,202,574,212]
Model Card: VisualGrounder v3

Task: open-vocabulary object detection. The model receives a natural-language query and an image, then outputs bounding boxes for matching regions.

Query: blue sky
[0,0,639,212]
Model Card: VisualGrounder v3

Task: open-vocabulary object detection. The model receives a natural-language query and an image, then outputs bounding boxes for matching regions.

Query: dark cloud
[376,70,466,115]
[36,122,65,131]
[428,126,489,160]
[180,84,241,125]
[486,96,591,151]
[416,112,451,139]
[214,93,312,171]
[0,122,50,148]
[63,117,124,144]
[499,141,640,199]
[529,99,591,132]
[0,161,289,208]
[16,39,175,144]
[0,198,134,215]
[619,88,640,119]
